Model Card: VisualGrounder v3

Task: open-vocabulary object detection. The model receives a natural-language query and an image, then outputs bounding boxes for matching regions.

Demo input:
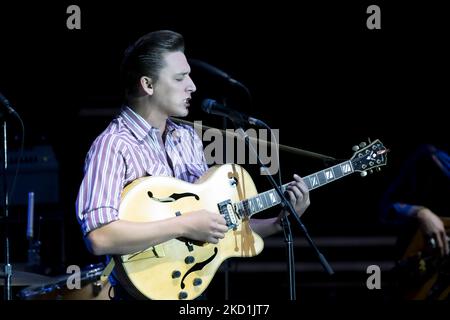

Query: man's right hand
[417,207,449,257]
[180,210,228,244]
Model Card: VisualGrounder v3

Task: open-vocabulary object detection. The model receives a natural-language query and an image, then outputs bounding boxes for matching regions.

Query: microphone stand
[1,119,12,300]
[236,125,334,300]
[221,101,230,300]
[0,93,24,300]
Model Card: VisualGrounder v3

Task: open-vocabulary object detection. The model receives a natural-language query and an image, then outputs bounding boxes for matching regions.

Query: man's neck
[128,99,167,133]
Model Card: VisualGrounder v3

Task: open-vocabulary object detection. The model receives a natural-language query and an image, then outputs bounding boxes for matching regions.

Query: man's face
[151,51,196,117]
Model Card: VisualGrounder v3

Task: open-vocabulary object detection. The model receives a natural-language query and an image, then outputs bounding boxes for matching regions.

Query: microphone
[189,59,252,101]
[201,99,263,126]
[27,192,35,240]
[26,191,41,271]
[0,92,18,116]
[189,59,242,87]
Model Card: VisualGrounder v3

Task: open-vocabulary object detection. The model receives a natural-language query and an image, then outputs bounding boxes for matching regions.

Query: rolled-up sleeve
[76,134,126,236]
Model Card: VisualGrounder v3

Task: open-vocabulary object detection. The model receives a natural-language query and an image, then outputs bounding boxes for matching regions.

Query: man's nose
[187,77,196,93]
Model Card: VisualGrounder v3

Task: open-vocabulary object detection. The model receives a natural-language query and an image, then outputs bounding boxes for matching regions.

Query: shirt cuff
[392,203,423,219]
[82,207,119,236]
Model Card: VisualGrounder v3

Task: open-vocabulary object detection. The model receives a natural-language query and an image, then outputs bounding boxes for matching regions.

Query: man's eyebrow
[175,70,190,76]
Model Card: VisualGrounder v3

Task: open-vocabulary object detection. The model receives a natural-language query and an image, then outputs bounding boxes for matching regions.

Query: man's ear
[140,76,154,95]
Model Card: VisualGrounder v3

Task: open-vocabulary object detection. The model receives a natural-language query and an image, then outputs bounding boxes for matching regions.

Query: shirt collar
[120,106,183,141]
[166,117,182,134]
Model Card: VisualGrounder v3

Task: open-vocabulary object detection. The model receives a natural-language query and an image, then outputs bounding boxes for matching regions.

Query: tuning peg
[360,171,368,177]
[352,145,360,152]
[359,142,367,148]
[376,167,382,172]
[369,169,374,174]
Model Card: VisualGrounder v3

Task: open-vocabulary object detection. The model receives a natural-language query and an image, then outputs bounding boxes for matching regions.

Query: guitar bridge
[218,200,239,230]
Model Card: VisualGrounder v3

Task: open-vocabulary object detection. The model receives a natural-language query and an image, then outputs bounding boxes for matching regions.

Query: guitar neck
[236,160,354,218]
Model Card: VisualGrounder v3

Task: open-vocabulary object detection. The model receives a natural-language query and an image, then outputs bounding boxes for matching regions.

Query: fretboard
[235,160,354,218]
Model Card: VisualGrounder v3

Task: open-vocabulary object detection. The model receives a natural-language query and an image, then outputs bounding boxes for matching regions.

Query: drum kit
[0,179,112,300]
[1,263,111,300]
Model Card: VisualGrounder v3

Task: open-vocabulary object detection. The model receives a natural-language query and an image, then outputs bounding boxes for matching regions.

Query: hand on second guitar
[416,207,450,257]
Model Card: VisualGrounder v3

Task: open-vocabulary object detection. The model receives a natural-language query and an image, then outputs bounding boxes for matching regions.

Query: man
[380,144,449,257]
[76,30,310,298]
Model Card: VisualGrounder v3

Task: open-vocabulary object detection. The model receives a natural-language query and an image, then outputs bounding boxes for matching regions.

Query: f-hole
[147,191,200,203]
[180,247,218,289]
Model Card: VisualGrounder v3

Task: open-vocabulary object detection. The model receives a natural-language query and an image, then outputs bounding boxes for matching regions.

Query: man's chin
[173,108,189,118]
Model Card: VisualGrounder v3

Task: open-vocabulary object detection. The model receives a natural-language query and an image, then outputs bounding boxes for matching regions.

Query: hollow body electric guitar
[112,140,387,300]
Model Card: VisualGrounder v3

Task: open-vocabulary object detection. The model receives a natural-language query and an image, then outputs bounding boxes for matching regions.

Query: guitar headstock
[350,139,388,176]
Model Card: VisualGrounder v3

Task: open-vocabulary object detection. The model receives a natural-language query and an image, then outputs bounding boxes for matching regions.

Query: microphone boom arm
[171,117,337,161]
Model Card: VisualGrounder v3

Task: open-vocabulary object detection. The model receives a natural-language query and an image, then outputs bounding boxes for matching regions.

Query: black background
[0,1,448,302]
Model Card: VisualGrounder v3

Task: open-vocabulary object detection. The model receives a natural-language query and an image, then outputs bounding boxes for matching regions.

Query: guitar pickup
[122,245,166,263]
[218,199,239,229]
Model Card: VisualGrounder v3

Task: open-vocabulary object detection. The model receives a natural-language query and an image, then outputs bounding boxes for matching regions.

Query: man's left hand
[282,174,310,218]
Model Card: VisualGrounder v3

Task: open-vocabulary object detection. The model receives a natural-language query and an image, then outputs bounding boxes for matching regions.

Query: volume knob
[179,291,188,299]
[185,256,195,264]
[193,278,202,286]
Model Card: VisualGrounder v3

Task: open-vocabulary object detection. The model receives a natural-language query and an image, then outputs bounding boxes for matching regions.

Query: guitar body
[113,164,264,300]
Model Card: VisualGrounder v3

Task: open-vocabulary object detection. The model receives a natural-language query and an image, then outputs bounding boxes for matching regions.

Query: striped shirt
[76,106,208,236]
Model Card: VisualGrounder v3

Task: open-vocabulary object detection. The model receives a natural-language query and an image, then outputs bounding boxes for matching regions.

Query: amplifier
[0,145,59,205]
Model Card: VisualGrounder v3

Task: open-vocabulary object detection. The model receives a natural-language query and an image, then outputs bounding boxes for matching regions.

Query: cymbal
[0,270,53,286]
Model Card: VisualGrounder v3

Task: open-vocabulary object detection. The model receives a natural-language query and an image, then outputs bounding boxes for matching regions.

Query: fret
[323,168,335,182]
[249,198,255,214]
[255,197,262,210]
[268,190,278,205]
[265,192,271,208]
[266,191,274,206]
[242,199,249,218]
[258,196,263,211]
[258,195,263,210]
[260,194,267,210]
[255,197,260,212]
[236,202,243,218]
[317,171,326,185]
[242,202,247,217]
[304,177,312,190]
[332,165,343,179]
[263,193,269,209]
[340,161,353,175]
[246,200,251,216]
[308,174,320,190]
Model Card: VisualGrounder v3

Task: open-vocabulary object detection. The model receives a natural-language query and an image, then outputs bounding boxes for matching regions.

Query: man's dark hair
[120,30,185,98]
